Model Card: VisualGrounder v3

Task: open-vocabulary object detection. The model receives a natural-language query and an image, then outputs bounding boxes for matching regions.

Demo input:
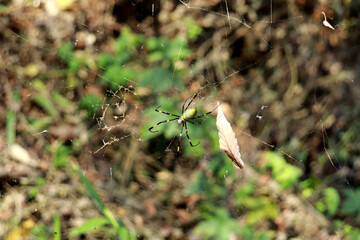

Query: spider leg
[185,122,200,147]
[182,92,199,113]
[155,106,180,117]
[149,117,178,133]
[176,124,185,166]
[187,120,202,125]
[193,101,222,119]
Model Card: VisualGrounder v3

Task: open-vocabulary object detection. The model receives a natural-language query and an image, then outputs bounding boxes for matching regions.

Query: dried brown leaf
[216,102,244,169]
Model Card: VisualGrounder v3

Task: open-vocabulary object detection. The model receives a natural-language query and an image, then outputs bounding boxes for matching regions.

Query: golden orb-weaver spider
[149,92,219,160]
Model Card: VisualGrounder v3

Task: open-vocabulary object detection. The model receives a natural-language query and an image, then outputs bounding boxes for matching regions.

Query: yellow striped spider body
[178,107,197,124]
[149,92,218,161]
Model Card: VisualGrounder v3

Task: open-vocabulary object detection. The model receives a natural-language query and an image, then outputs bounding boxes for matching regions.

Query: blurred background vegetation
[1,0,360,239]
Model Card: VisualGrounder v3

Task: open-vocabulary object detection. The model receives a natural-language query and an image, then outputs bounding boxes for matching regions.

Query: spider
[148,92,219,159]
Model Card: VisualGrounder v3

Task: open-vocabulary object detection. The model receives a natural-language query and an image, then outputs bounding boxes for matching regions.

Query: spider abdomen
[180,108,197,123]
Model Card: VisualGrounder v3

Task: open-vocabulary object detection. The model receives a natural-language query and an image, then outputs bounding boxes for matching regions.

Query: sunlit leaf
[216,103,244,169]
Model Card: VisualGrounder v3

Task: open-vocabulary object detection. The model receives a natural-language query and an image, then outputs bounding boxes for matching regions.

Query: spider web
[1,0,359,239]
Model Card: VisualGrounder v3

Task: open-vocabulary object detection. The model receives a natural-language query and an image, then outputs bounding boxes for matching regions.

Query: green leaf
[53,215,61,240]
[102,65,138,90]
[316,201,326,213]
[243,196,278,225]
[53,143,70,168]
[195,208,240,240]
[341,189,360,215]
[30,223,52,239]
[145,36,168,51]
[263,151,302,189]
[343,224,360,240]
[79,94,102,119]
[183,172,210,196]
[6,110,16,145]
[57,42,74,60]
[138,67,174,93]
[183,18,203,39]
[235,183,255,205]
[69,217,109,237]
[146,51,165,62]
[33,95,59,119]
[0,4,8,12]
[57,42,80,71]
[324,187,340,216]
[300,177,320,199]
[28,116,52,132]
[71,163,134,240]
[114,26,144,53]
[37,177,46,185]
[52,92,72,109]
[29,187,39,198]
[165,37,191,60]
[98,53,120,68]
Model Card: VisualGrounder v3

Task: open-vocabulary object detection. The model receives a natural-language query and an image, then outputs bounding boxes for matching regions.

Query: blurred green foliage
[184,153,275,239]
[29,178,46,199]
[343,225,360,240]
[195,205,273,239]
[301,178,341,217]
[30,223,52,240]
[243,196,278,225]
[341,188,360,219]
[300,177,320,199]
[79,94,102,119]
[6,109,16,145]
[6,91,19,145]
[183,17,203,39]
[98,26,190,92]
[335,221,360,240]
[184,153,233,199]
[53,143,70,169]
[194,207,244,240]
[261,151,302,190]
[53,215,61,240]
[57,42,82,72]
[0,4,7,12]
[71,163,135,239]
[324,187,340,216]
[69,217,110,237]
[235,183,278,225]
[27,80,65,131]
